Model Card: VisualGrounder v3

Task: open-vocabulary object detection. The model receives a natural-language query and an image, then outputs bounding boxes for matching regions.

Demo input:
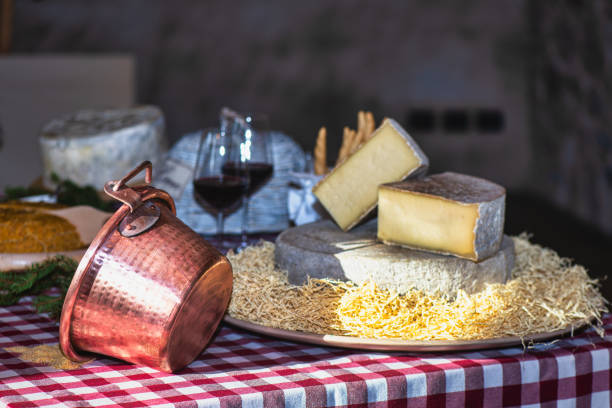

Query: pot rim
[59,186,176,362]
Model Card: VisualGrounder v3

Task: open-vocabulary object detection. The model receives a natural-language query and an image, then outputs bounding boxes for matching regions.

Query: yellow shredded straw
[227,234,608,340]
[5,344,84,370]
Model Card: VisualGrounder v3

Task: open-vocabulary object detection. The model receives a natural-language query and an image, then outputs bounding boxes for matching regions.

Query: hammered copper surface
[60,185,233,373]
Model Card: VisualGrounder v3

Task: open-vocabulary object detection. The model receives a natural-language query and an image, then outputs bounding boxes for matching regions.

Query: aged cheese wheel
[275,220,515,296]
[39,106,166,190]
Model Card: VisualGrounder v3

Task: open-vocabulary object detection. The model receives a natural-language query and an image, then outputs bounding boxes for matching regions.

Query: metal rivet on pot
[118,202,161,237]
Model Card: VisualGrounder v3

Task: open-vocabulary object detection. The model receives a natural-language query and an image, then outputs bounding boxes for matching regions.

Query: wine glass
[222,113,274,249]
[192,128,247,240]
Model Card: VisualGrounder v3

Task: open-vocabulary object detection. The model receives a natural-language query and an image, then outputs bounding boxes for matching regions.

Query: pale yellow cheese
[378,172,505,261]
[313,119,428,231]
[379,190,478,257]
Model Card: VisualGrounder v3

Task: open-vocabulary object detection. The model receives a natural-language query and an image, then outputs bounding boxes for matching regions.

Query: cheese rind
[276,220,515,297]
[313,119,428,231]
[378,172,505,261]
[337,236,514,296]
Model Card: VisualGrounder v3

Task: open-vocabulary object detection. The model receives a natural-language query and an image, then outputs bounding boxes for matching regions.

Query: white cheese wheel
[276,220,515,297]
[39,106,166,190]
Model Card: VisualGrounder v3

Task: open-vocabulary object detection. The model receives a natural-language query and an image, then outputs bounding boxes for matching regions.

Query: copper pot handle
[104,161,153,212]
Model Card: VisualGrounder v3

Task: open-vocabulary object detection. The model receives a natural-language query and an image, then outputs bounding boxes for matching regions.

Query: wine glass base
[201,233,279,254]
[201,234,250,254]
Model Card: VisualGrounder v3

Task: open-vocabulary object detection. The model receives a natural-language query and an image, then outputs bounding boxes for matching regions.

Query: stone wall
[528,0,612,233]
[8,0,612,233]
[10,0,528,188]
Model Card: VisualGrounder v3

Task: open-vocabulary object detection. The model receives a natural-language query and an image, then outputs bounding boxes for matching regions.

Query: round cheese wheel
[275,220,515,297]
[39,106,166,190]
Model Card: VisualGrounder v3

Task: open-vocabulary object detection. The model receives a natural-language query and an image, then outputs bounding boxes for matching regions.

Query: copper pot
[59,161,233,373]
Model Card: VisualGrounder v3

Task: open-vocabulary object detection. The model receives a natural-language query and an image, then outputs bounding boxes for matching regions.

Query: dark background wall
[3,0,612,295]
[10,0,530,187]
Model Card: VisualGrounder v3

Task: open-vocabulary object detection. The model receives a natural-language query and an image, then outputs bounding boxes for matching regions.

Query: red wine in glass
[193,175,248,212]
[222,162,273,196]
[193,128,247,238]
[220,111,273,249]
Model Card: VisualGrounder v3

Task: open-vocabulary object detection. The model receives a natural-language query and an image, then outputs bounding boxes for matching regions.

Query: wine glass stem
[216,212,225,237]
[241,197,249,248]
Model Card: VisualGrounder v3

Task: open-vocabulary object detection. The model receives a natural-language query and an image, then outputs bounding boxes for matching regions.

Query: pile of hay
[227,235,607,340]
[0,204,84,253]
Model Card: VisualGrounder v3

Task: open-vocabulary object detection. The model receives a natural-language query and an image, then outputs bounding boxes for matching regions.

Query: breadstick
[365,111,375,139]
[357,111,366,136]
[349,128,364,154]
[336,127,354,165]
[314,127,327,175]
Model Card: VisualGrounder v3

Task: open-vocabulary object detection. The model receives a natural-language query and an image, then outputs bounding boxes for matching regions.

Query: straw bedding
[5,344,83,370]
[227,234,607,340]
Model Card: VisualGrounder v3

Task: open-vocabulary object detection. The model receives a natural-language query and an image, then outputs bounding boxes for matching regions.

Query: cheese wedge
[378,172,505,261]
[313,118,428,231]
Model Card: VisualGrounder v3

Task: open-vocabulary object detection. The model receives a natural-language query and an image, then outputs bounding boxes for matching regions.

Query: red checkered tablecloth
[0,297,611,407]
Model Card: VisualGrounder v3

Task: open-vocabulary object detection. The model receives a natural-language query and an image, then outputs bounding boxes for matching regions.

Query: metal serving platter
[224,315,585,352]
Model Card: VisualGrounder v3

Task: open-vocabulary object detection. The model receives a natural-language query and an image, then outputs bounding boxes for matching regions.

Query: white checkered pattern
[1,299,611,407]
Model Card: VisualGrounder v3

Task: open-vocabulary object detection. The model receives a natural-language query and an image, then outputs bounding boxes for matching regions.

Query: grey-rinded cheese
[312,118,428,231]
[39,106,166,190]
[336,236,514,296]
[275,220,514,297]
[378,172,506,261]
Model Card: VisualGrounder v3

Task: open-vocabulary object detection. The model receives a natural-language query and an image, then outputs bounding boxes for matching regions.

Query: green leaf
[0,256,77,319]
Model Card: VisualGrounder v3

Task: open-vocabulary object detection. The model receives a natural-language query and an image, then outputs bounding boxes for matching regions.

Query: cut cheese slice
[313,118,428,231]
[378,172,506,261]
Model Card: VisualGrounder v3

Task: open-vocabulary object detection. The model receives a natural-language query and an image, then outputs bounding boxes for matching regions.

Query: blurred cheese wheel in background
[39,106,166,190]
